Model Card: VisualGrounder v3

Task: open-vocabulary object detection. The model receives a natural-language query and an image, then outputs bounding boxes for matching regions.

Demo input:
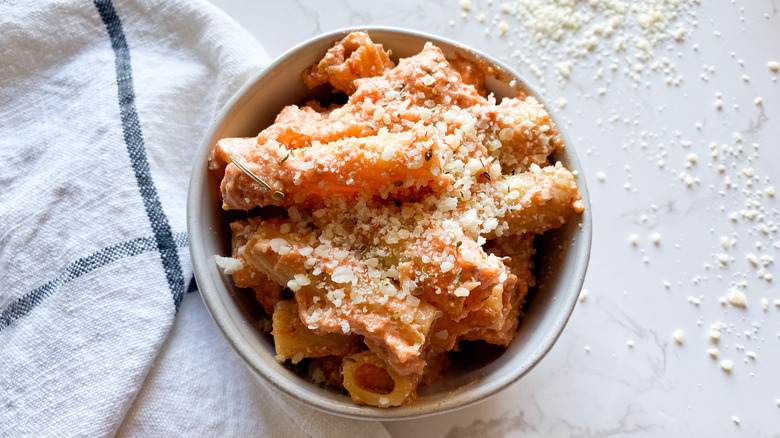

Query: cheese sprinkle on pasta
[210,32,583,407]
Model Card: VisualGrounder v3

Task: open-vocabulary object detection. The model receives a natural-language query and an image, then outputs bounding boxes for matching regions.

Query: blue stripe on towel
[0,233,189,332]
[94,0,185,310]
[186,277,199,294]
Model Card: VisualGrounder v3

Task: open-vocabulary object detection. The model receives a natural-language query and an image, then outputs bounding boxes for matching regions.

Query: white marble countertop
[207,1,780,436]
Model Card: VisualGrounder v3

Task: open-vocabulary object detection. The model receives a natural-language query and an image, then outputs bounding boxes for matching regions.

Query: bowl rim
[187,25,592,420]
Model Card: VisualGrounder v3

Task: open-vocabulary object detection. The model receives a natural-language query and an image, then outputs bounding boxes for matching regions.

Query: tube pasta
[272,300,363,360]
[256,42,488,153]
[302,31,395,95]
[461,233,536,346]
[242,218,438,376]
[492,163,584,237]
[229,219,282,316]
[481,97,562,173]
[208,137,255,179]
[256,105,377,149]
[341,351,419,407]
[424,233,534,354]
[399,230,516,322]
[221,127,453,210]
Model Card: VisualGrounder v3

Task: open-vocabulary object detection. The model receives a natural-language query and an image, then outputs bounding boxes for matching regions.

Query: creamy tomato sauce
[210,32,583,407]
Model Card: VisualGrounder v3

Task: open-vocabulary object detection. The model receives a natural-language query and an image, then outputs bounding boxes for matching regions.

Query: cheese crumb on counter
[673,329,685,345]
[726,289,747,308]
[709,329,721,342]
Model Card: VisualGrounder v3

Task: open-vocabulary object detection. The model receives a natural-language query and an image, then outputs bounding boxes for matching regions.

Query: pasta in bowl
[188,27,591,418]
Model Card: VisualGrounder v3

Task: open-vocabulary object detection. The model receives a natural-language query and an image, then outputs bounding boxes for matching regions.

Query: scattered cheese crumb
[720,359,734,372]
[708,348,719,358]
[732,416,740,425]
[673,329,685,345]
[726,288,747,307]
[709,329,721,342]
[768,61,780,72]
[556,61,573,79]
[629,234,639,246]
[596,172,606,182]
[651,233,661,245]
[578,288,588,303]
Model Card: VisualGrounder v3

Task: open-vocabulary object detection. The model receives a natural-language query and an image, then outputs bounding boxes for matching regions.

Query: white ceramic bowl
[187,26,592,420]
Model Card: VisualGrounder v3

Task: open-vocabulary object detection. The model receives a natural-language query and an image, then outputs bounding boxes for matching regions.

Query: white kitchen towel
[0,1,391,436]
